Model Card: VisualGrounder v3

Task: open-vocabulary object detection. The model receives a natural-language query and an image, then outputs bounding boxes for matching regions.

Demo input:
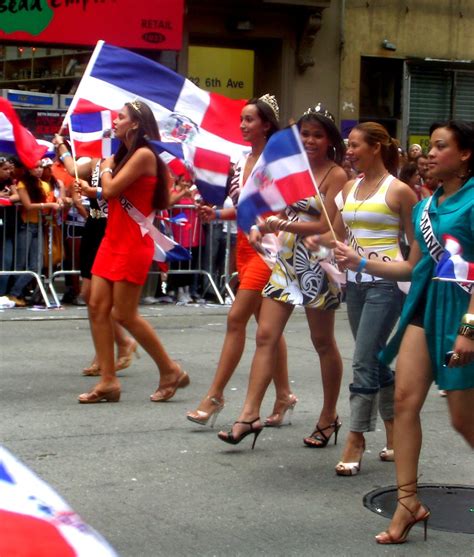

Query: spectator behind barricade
[0,156,17,297]
[399,161,422,200]
[41,157,66,273]
[7,161,59,307]
[60,155,89,305]
[220,195,238,297]
[407,142,423,162]
[167,176,204,303]
[342,156,357,181]
[416,154,429,186]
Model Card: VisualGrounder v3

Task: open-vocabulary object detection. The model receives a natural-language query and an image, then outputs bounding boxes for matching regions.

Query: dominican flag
[0,98,47,168]
[150,141,231,206]
[65,41,247,162]
[237,125,317,232]
[0,445,117,556]
[434,234,474,284]
[68,110,120,159]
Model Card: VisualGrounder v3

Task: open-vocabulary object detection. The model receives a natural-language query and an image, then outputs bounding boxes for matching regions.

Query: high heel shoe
[187,396,225,427]
[335,439,365,476]
[217,418,263,449]
[150,369,190,402]
[375,481,430,544]
[82,362,100,376]
[304,416,341,448]
[78,387,121,403]
[264,394,298,427]
[115,340,140,372]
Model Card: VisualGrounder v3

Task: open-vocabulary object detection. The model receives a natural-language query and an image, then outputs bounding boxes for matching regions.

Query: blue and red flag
[237,125,317,232]
[0,98,47,168]
[150,141,231,206]
[434,234,474,284]
[65,41,247,161]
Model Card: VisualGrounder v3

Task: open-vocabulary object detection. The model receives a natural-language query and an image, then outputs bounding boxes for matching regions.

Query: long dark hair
[297,112,346,165]
[22,166,46,203]
[114,101,169,210]
[245,97,280,139]
[353,122,400,176]
[429,120,474,178]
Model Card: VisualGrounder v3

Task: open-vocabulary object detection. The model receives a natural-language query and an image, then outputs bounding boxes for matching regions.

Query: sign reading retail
[0,0,183,50]
[188,46,254,100]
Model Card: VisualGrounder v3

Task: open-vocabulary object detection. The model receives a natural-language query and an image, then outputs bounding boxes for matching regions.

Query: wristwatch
[457,324,474,340]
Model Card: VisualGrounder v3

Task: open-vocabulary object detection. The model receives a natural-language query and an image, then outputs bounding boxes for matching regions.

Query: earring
[328,146,336,159]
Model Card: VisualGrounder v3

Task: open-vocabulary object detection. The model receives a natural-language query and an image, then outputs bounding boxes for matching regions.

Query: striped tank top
[342,174,402,283]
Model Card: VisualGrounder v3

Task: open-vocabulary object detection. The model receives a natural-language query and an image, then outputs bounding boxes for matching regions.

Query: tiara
[129,99,142,113]
[259,94,279,120]
[303,103,335,122]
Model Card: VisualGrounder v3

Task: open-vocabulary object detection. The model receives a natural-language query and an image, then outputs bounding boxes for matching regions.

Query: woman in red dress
[78,101,189,403]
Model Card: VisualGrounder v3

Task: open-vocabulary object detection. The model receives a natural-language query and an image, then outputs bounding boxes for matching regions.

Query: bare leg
[86,275,117,389]
[188,289,263,416]
[111,281,180,384]
[376,325,432,542]
[224,298,293,437]
[446,388,474,447]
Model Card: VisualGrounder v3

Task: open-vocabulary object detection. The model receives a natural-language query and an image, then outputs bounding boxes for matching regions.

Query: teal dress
[382,178,474,390]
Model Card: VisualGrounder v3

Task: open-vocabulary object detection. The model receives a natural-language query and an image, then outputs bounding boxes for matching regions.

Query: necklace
[350,172,388,228]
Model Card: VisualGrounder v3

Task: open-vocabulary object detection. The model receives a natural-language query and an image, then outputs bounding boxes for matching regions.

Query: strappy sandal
[150,370,190,402]
[303,417,341,448]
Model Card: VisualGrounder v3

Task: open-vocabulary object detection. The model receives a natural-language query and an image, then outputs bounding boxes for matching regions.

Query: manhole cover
[364,484,474,534]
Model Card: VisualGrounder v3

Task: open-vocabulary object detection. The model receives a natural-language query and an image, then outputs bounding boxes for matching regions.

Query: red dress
[92,175,156,285]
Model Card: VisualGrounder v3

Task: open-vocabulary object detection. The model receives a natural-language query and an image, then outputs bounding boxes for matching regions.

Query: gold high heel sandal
[150,369,190,402]
[187,396,225,427]
[375,481,430,544]
[115,340,140,371]
[264,394,298,427]
[78,386,121,403]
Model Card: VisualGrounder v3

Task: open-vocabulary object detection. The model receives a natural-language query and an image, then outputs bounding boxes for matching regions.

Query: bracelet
[461,313,474,326]
[100,168,113,178]
[59,152,71,162]
[214,209,222,220]
[356,257,367,273]
[96,187,102,200]
[457,324,474,340]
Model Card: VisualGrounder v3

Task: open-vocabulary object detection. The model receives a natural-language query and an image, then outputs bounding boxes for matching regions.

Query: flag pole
[66,115,79,182]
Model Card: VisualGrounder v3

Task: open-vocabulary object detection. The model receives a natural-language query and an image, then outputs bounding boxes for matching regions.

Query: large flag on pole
[0,98,47,168]
[237,125,317,232]
[65,41,247,162]
[0,445,117,556]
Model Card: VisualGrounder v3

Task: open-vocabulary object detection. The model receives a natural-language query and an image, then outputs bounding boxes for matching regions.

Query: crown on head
[258,94,279,121]
[129,99,142,113]
[303,103,335,122]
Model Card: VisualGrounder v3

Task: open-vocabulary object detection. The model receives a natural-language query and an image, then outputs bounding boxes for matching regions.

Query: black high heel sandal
[303,416,341,448]
[217,418,263,449]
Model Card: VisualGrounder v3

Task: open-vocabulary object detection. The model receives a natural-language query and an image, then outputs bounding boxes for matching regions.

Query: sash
[419,196,472,294]
[119,195,190,262]
[92,160,109,215]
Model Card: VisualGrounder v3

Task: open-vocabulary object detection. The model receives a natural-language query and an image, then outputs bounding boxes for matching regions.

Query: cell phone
[444,351,454,367]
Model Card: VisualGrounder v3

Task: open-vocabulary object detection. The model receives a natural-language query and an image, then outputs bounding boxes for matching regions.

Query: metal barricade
[0,202,237,307]
[0,205,55,307]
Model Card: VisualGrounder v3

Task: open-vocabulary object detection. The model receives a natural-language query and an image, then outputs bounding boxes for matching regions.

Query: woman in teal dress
[334,120,474,545]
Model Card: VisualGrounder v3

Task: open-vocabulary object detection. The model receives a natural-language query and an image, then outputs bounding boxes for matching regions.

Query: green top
[382,178,474,390]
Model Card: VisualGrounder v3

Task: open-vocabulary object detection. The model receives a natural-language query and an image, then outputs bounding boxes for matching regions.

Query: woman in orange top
[186,95,293,427]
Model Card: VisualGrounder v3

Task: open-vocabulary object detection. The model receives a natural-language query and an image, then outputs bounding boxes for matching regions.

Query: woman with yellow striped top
[305,122,417,475]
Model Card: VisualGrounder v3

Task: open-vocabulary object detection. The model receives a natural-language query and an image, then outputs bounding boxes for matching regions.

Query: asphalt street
[1,303,473,556]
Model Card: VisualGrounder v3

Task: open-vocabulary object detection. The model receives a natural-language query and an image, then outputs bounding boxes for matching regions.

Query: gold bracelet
[461,313,474,326]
